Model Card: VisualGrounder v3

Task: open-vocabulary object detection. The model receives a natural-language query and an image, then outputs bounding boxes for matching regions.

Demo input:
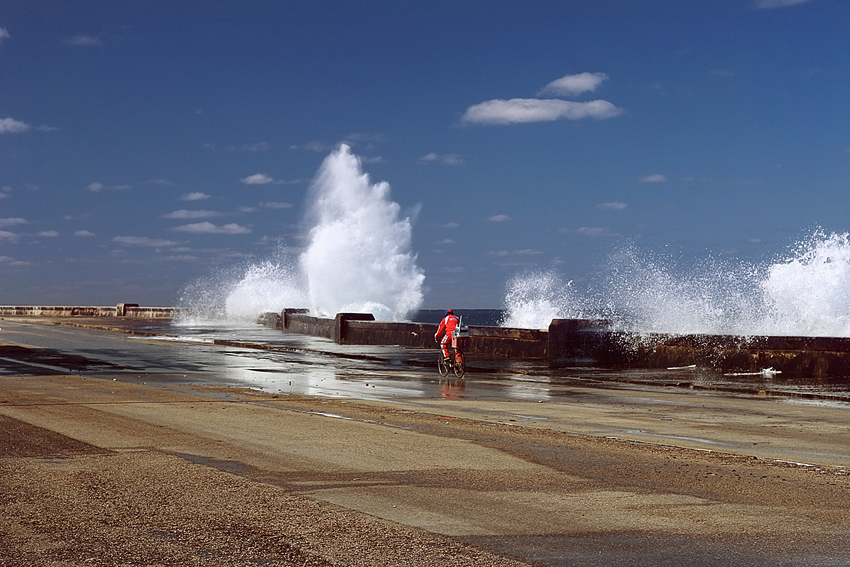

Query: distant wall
[0,305,178,318]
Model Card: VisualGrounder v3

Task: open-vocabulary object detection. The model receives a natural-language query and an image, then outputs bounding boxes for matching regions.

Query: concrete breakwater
[0,304,179,318]
[3,305,850,378]
[264,309,850,378]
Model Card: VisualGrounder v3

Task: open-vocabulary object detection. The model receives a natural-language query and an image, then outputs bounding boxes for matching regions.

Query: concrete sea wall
[0,304,178,318]
[4,305,849,377]
[270,310,850,377]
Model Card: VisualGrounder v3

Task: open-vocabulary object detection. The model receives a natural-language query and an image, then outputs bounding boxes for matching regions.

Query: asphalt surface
[1,317,849,566]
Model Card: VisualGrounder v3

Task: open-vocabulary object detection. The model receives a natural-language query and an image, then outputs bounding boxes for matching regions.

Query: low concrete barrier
[0,305,178,318]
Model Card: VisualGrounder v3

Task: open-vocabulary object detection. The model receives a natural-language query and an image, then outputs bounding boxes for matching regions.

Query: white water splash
[503,230,850,337]
[177,144,424,323]
[300,144,424,321]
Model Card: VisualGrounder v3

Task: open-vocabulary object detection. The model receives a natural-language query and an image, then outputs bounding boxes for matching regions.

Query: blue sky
[1,0,849,309]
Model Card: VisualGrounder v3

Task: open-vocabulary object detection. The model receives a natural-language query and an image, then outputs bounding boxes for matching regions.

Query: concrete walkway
[1,320,850,565]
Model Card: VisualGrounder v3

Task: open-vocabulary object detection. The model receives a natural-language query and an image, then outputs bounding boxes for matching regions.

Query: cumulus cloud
[181,192,210,201]
[0,231,19,241]
[240,173,275,185]
[172,222,251,234]
[754,0,812,7]
[162,209,221,219]
[538,72,609,97]
[462,98,623,125]
[0,117,31,134]
[113,236,177,246]
[74,230,96,237]
[597,201,628,210]
[486,214,512,222]
[640,174,667,183]
[65,35,103,47]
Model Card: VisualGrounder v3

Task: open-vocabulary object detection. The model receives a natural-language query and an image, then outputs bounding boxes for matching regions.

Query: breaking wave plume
[503,230,850,337]
[177,144,424,323]
[300,144,424,321]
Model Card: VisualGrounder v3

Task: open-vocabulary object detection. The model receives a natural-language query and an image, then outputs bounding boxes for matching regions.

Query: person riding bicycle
[435,309,460,362]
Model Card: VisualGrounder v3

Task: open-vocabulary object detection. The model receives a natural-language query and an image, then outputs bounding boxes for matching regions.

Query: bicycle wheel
[453,352,465,378]
[438,353,449,377]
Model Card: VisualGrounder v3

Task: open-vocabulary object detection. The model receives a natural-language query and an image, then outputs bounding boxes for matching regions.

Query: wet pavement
[2,317,850,566]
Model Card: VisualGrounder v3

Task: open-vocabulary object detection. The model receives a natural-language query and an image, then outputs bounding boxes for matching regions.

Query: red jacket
[435,314,460,341]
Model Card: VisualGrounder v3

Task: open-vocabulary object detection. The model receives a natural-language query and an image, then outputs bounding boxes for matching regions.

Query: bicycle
[438,345,465,378]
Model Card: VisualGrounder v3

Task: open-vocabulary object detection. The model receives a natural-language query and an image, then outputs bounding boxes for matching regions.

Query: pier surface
[1,316,849,566]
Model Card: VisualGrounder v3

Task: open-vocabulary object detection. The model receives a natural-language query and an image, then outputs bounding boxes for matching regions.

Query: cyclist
[434,309,460,363]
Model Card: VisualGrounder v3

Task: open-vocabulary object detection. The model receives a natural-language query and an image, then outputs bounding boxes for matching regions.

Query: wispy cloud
[0,28,10,45]
[260,202,292,209]
[65,34,103,47]
[754,0,813,8]
[486,214,512,222]
[569,227,620,237]
[0,117,30,134]
[0,255,29,266]
[162,209,221,219]
[204,142,270,152]
[419,152,465,166]
[181,192,210,201]
[172,222,251,234]
[0,218,26,228]
[113,236,177,246]
[640,174,667,183]
[462,98,623,125]
[487,249,542,257]
[0,231,19,241]
[538,72,608,97]
[74,230,96,237]
[87,181,131,192]
[597,201,627,210]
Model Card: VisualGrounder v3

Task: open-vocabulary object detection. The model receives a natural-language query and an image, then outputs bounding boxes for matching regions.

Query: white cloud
[162,209,221,219]
[0,117,31,134]
[0,231,19,241]
[113,236,177,246]
[754,0,812,8]
[0,28,10,45]
[172,222,251,234]
[597,201,628,210]
[240,173,275,185]
[87,182,104,192]
[74,230,96,237]
[486,214,512,222]
[66,35,103,47]
[37,230,59,237]
[640,174,667,183]
[419,152,465,166]
[538,72,609,97]
[462,98,623,125]
[0,218,26,228]
[182,191,210,201]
